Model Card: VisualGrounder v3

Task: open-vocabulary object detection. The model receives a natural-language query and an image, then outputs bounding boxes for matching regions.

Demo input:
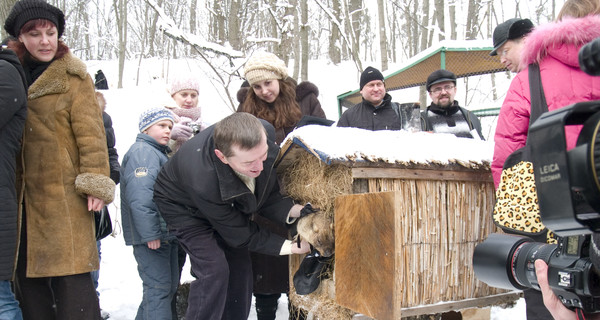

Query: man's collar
[428,100,460,115]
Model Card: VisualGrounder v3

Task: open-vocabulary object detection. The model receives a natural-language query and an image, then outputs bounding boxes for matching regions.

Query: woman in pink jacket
[492,2,600,319]
[492,11,600,189]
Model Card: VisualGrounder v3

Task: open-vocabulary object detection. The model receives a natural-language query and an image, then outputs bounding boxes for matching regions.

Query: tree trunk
[0,0,18,39]
[113,0,127,88]
[420,0,430,53]
[349,0,362,63]
[434,0,445,41]
[449,0,457,40]
[146,0,162,57]
[377,0,388,71]
[300,0,308,81]
[329,0,341,64]
[227,0,241,50]
[465,0,481,40]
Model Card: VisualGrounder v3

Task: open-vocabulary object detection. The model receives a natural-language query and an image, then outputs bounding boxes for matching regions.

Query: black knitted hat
[4,0,65,38]
[490,18,534,56]
[359,66,384,90]
[426,69,456,92]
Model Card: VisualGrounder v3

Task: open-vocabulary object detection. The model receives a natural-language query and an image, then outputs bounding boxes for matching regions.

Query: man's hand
[290,203,320,219]
[147,239,161,250]
[291,239,310,254]
[535,260,600,320]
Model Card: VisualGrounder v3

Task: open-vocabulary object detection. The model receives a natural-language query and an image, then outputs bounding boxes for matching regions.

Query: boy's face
[144,120,173,145]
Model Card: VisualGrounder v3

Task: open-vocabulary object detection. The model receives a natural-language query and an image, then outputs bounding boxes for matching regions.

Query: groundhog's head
[297,213,335,257]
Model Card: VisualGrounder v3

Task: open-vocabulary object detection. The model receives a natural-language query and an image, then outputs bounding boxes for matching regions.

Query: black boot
[255,293,280,320]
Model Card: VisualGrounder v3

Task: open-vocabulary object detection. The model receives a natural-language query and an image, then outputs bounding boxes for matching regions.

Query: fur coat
[18,52,115,277]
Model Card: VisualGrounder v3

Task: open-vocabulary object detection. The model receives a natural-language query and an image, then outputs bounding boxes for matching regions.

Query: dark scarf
[428,100,460,116]
[22,54,52,86]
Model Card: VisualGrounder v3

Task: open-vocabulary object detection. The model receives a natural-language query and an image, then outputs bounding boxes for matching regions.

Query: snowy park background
[84,55,528,319]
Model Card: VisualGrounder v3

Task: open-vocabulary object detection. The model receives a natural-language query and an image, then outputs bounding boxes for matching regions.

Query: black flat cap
[490,18,534,56]
[426,69,456,92]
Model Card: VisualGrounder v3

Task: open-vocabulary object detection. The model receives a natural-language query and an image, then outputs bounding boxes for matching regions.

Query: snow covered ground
[84,57,527,319]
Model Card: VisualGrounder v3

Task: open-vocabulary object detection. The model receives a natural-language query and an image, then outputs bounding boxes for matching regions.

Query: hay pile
[280,152,354,319]
[280,152,353,217]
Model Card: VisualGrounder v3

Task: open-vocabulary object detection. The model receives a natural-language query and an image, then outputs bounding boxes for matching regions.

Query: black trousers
[523,289,553,320]
[173,224,253,320]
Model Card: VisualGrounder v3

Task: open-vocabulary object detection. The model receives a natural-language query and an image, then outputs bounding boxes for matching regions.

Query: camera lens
[473,233,557,290]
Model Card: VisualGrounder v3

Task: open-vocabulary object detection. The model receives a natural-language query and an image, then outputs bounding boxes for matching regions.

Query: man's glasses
[430,84,455,94]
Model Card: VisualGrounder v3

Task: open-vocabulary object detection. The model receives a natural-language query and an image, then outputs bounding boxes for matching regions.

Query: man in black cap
[421,69,484,139]
[337,66,404,130]
[490,18,534,72]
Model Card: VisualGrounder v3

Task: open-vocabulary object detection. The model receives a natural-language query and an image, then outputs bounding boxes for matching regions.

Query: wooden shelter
[336,40,506,117]
[276,126,519,319]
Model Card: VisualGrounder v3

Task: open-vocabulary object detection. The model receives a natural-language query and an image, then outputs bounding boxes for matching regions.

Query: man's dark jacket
[0,47,27,280]
[337,93,401,130]
[153,120,293,256]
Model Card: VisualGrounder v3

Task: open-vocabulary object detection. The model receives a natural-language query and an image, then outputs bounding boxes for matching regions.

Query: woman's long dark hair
[6,19,69,64]
[240,78,302,129]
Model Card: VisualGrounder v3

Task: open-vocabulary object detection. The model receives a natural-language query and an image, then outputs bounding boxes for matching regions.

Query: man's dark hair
[214,112,267,157]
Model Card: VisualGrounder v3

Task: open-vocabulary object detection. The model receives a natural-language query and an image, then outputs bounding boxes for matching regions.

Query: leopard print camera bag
[493,149,545,236]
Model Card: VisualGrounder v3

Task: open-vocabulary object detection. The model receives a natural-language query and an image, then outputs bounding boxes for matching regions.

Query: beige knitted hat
[243,52,288,86]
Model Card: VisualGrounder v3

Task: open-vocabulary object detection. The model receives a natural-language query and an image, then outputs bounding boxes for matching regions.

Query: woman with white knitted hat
[239,51,326,144]
[238,51,327,320]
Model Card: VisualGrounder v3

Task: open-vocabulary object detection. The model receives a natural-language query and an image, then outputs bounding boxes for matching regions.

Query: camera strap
[528,63,549,135]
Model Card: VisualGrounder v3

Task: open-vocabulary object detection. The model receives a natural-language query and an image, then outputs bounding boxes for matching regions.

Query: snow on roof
[279,125,493,168]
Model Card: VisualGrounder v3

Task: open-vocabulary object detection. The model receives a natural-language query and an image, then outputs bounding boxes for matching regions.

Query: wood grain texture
[335,192,397,320]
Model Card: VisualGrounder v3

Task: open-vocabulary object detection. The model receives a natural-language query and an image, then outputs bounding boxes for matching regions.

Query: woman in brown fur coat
[4,0,115,318]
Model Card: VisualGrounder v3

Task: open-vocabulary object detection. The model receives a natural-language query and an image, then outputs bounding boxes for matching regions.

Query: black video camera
[473,37,600,313]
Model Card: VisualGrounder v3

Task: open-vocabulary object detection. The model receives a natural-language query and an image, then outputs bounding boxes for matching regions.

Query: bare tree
[228,0,242,50]
[0,0,18,40]
[433,0,445,41]
[113,0,127,88]
[465,0,482,40]
[328,0,342,64]
[377,0,388,71]
[300,0,309,81]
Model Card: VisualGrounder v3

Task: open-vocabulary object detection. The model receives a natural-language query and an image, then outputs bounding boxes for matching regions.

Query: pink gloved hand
[170,120,193,142]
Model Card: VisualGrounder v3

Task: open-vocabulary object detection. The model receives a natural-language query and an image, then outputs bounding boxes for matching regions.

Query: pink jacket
[492,15,600,188]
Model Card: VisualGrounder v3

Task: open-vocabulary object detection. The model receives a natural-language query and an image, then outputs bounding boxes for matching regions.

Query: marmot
[296,213,335,257]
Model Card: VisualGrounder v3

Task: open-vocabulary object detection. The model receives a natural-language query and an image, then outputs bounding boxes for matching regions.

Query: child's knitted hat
[139,107,174,132]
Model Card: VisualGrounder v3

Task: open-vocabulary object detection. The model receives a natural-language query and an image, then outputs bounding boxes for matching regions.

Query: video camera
[473,37,600,313]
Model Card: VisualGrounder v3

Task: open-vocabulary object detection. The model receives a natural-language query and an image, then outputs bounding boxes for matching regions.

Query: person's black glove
[299,203,319,218]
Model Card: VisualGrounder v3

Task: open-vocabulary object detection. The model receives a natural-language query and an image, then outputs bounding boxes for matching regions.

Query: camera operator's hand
[535,260,600,320]
[171,118,193,142]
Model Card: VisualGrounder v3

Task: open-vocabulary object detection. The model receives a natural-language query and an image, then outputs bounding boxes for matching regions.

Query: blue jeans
[132,240,179,320]
[91,240,101,296]
[0,280,22,320]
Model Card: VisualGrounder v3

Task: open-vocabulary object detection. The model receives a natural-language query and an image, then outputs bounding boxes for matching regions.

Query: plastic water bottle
[403,104,422,133]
